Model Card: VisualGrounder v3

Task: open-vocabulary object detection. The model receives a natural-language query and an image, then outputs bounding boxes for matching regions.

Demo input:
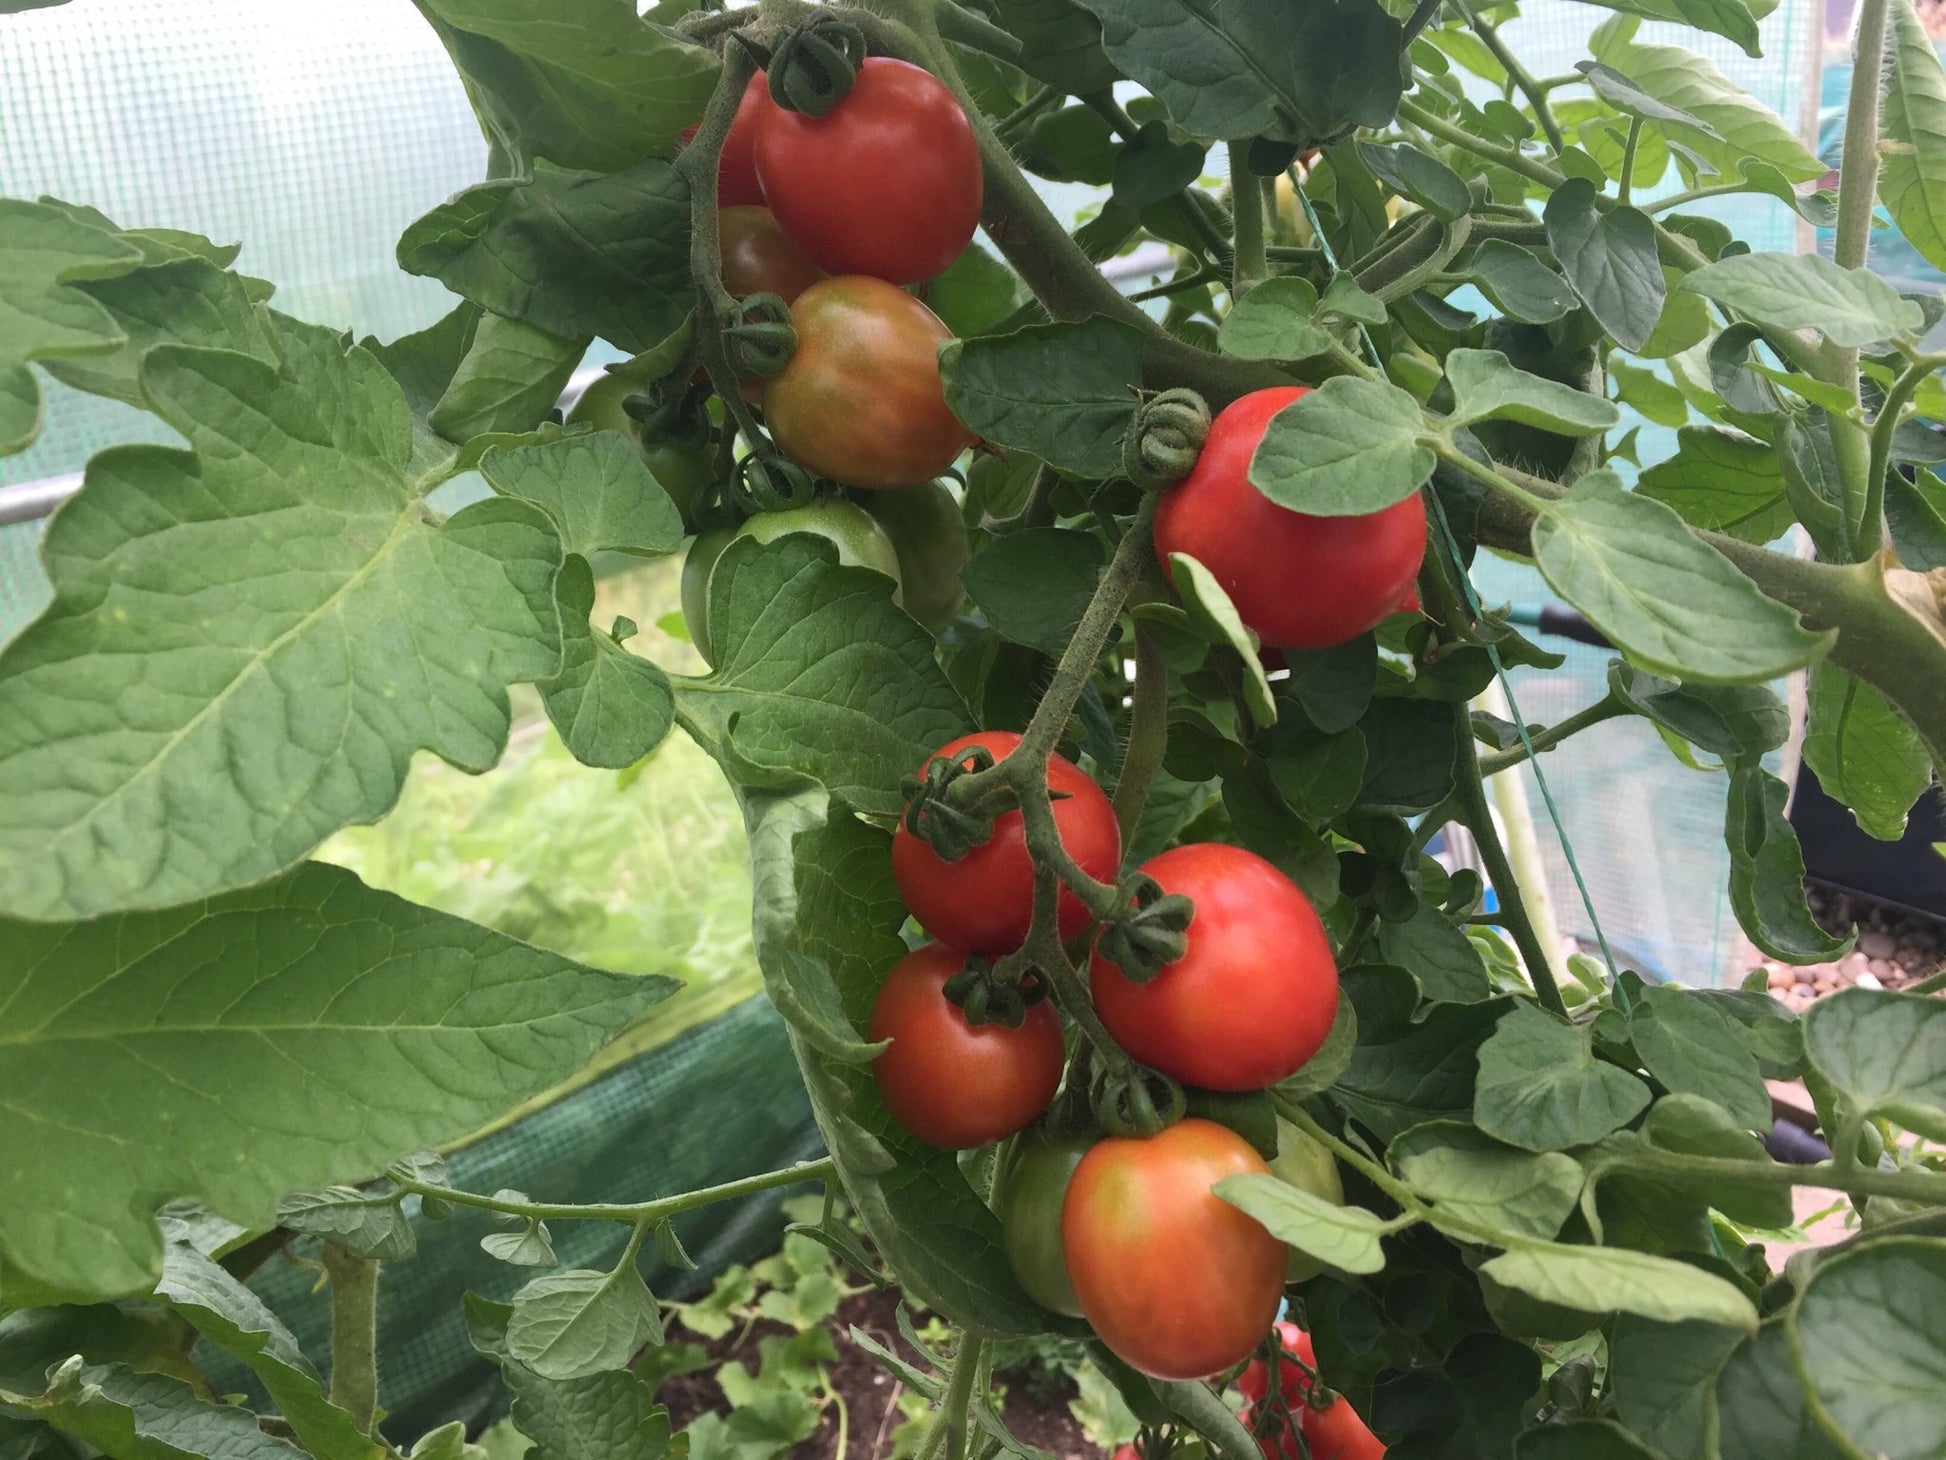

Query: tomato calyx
[1083,1048,1187,1140]
[620,374,713,446]
[1092,871,1194,982]
[1123,387,1212,491]
[898,741,1016,861]
[941,954,1048,1029]
[764,18,866,118]
[716,291,797,379]
[729,453,820,514]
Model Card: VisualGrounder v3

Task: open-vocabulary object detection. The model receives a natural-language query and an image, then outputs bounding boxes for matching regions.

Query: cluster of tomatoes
[869,731,1351,1391]
[703,57,979,489]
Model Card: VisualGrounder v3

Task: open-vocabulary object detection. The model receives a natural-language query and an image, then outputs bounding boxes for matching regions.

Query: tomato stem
[391,1157,836,1226]
[1113,625,1170,844]
[1228,142,1268,301]
[1474,692,1627,778]
[322,1242,381,1436]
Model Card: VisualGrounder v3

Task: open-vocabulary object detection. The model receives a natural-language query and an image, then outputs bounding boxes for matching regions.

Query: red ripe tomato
[1155,387,1427,650]
[719,205,825,305]
[1238,1321,1318,1409]
[683,75,770,207]
[868,943,1063,1150]
[1305,1397,1386,1460]
[1090,843,1339,1092]
[754,57,981,284]
[891,731,1121,956]
[763,275,973,489]
[1062,1118,1286,1380]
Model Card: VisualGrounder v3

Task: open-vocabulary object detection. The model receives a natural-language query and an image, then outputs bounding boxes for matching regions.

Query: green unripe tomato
[997,1128,1094,1316]
[682,501,903,667]
[1267,1117,1344,1283]
[567,372,718,524]
[859,479,969,633]
[681,526,736,666]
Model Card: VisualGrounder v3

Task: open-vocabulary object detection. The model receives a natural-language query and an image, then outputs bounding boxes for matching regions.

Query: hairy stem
[395,1157,835,1226]
[1476,694,1627,777]
[1229,142,1268,299]
[1865,352,1944,552]
[1114,625,1170,845]
[1452,702,1569,1014]
[926,1333,986,1460]
[323,1244,380,1436]
[992,82,1059,141]
[1617,117,1645,205]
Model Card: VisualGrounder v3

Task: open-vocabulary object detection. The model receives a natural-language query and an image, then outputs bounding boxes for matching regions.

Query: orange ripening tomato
[763,275,973,489]
[1061,1118,1286,1380]
[1155,386,1427,650]
[754,57,981,284]
[868,943,1064,1150]
[1091,843,1339,1091]
[891,731,1121,956]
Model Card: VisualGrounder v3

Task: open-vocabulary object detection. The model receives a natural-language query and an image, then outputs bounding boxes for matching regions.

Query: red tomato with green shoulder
[1090,843,1339,1092]
[1155,386,1427,650]
[763,276,973,489]
[683,75,770,207]
[1061,1118,1285,1380]
[891,731,1121,956]
[997,1127,1094,1317]
[754,57,981,284]
[868,943,1063,1150]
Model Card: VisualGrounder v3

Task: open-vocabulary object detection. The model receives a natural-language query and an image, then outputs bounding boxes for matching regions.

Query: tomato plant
[6,2,1946,1459]
[892,729,1121,954]
[754,56,981,285]
[866,942,1064,1150]
[1091,843,1339,1091]
[1062,1119,1286,1381]
[1154,387,1427,651]
[762,274,972,488]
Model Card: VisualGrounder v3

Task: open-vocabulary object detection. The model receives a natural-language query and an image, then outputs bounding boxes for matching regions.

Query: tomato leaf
[1607,663,1788,762]
[398,161,690,353]
[0,1361,306,1460]
[505,1266,663,1381]
[1626,985,1771,1131]
[1724,759,1852,963]
[1375,907,1494,1004]
[1802,989,1946,1141]
[0,319,567,921]
[1635,425,1794,545]
[408,0,717,174]
[1786,1237,1946,1460]
[1474,1001,1652,1152]
[1250,375,1435,515]
[1482,1242,1757,1329]
[673,536,971,820]
[1282,635,1378,734]
[1531,470,1832,684]
[1605,1315,1744,1460]
[1330,967,1511,1142]
[1445,348,1621,436]
[1514,1420,1665,1459]
[427,314,586,448]
[1216,277,1332,362]
[1878,0,1946,275]
[987,0,1118,94]
[0,198,145,454]
[1572,0,1761,57]
[961,528,1105,657]
[939,315,1144,479]
[1212,1173,1393,1275]
[1713,1323,1850,1460]
[1801,661,1933,842]
[1388,1122,1583,1242]
[1463,241,1578,325]
[538,556,675,770]
[1543,179,1664,354]
[1072,0,1405,147]
[1683,252,1926,347]
[1167,553,1277,726]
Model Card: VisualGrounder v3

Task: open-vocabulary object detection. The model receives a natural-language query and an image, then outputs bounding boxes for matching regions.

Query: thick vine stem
[322,1243,380,1436]
[1114,625,1170,841]
[1451,700,1569,1014]
[394,1157,835,1226]
[1475,693,1627,777]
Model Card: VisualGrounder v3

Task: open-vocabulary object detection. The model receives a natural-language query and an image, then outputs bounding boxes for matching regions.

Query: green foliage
[6,0,1946,1456]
